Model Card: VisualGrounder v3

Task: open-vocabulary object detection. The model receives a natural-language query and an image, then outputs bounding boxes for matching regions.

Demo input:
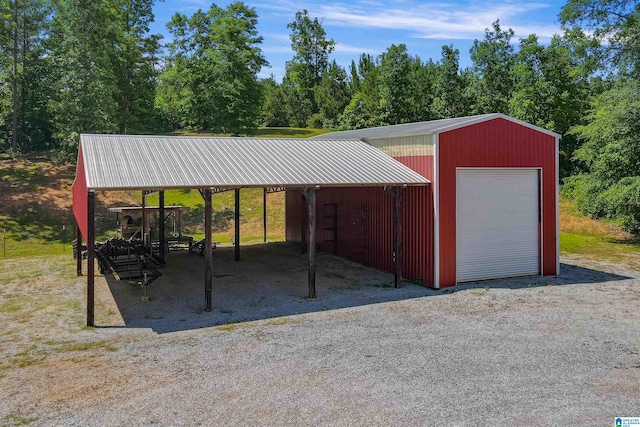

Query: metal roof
[311,113,561,140]
[79,134,430,190]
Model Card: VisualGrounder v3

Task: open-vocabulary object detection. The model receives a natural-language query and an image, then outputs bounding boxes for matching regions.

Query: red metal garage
[289,113,560,288]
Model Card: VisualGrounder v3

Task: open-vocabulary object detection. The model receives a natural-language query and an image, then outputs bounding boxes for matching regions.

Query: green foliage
[564,80,640,232]
[378,44,414,124]
[560,0,640,77]
[0,0,52,154]
[281,9,335,127]
[158,2,267,134]
[314,60,349,127]
[433,45,469,118]
[508,32,591,178]
[259,76,289,127]
[47,0,162,161]
[470,20,515,114]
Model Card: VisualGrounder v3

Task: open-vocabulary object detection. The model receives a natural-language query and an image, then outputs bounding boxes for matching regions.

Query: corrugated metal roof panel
[80,134,430,190]
[312,113,561,140]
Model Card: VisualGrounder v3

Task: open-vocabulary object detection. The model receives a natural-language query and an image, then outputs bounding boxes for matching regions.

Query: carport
[72,134,430,326]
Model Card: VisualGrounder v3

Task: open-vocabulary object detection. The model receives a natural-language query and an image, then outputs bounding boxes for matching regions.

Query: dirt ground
[0,243,639,426]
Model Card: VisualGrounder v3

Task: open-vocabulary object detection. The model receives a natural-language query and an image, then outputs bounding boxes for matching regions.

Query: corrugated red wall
[72,146,89,241]
[437,118,558,287]
[286,155,435,286]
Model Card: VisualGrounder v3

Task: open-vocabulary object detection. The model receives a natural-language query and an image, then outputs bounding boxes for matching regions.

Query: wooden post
[204,189,213,312]
[393,187,403,288]
[305,188,317,298]
[87,191,95,326]
[300,193,307,254]
[263,188,267,243]
[141,192,146,246]
[159,190,165,265]
[76,223,82,276]
[235,188,240,262]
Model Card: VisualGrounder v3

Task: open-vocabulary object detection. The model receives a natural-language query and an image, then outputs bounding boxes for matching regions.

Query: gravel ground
[0,244,639,426]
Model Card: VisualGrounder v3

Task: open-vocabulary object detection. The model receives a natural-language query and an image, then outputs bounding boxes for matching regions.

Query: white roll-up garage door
[456,169,540,283]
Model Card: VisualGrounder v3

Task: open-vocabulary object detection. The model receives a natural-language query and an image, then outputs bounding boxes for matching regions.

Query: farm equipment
[95,238,162,286]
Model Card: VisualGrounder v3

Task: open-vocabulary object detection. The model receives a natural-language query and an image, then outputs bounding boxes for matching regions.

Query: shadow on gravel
[441,262,631,293]
[101,242,436,334]
[100,245,632,334]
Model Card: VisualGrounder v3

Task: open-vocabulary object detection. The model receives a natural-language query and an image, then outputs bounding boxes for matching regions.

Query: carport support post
[304,188,317,298]
[159,190,165,264]
[300,193,307,254]
[204,189,213,312]
[141,193,146,247]
[76,223,82,276]
[235,189,240,262]
[87,191,95,327]
[263,188,267,243]
[393,187,403,288]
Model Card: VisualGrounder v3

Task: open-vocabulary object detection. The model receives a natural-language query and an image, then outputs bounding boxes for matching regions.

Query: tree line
[1,1,639,232]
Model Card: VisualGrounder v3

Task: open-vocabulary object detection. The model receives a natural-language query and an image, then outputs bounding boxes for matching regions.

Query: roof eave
[87,181,430,192]
[431,113,562,138]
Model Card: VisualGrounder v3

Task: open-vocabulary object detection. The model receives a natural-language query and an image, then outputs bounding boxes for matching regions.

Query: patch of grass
[254,127,331,138]
[2,413,38,426]
[263,316,303,327]
[11,344,48,368]
[560,196,640,269]
[560,232,640,263]
[215,321,249,332]
[50,339,118,353]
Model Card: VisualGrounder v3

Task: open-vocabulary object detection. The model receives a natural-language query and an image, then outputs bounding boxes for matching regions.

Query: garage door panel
[456,169,540,283]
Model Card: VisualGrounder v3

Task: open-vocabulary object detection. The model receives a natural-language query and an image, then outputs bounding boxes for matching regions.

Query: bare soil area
[0,244,639,426]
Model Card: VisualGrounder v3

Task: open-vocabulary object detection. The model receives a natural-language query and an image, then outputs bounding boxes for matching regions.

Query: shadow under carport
[101,242,435,334]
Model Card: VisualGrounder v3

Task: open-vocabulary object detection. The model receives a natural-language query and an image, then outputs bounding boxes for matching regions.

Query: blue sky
[150,0,567,81]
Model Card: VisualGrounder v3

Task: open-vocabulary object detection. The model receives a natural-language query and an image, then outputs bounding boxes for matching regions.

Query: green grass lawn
[559,197,640,269]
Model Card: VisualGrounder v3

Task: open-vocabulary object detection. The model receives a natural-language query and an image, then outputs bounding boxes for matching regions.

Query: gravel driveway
[0,244,638,426]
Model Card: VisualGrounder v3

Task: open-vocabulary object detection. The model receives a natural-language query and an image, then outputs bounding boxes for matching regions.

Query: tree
[260,76,289,127]
[110,0,161,134]
[347,53,375,97]
[469,20,515,114]
[339,66,384,129]
[48,0,163,159]
[314,60,349,127]
[160,2,267,133]
[283,9,335,127]
[433,45,469,118]
[509,33,590,178]
[49,0,120,157]
[0,0,51,153]
[287,10,334,85]
[378,44,413,124]
[407,57,438,122]
[560,0,640,77]
[564,81,640,232]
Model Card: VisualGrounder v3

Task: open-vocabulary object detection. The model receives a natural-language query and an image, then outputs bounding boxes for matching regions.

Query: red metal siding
[438,118,558,287]
[72,146,89,241]
[285,155,435,286]
[285,190,304,242]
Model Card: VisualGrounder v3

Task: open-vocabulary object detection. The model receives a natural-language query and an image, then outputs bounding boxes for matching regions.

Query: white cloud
[276,0,561,42]
[333,42,376,54]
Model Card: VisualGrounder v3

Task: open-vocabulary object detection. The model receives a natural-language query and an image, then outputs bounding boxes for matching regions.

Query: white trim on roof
[432,113,562,139]
[312,113,562,141]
